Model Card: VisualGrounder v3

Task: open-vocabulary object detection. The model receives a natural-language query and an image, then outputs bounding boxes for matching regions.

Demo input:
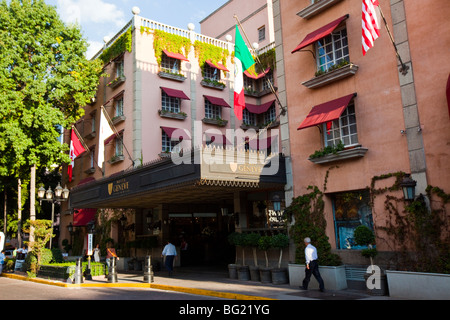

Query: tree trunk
[29,164,36,248]
[18,179,22,247]
[3,190,6,235]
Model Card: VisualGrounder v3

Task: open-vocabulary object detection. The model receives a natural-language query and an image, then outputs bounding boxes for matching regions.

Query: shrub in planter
[227,232,240,279]
[270,233,289,284]
[246,233,261,281]
[353,225,387,295]
[258,235,272,283]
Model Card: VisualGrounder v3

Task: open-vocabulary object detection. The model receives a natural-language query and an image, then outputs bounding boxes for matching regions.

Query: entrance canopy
[69,149,286,209]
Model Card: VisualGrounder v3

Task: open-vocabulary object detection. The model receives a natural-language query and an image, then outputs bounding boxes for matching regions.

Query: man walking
[162,240,177,276]
[300,237,325,292]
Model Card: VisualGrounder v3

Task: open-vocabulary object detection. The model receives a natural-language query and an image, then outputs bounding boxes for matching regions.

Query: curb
[0,273,275,300]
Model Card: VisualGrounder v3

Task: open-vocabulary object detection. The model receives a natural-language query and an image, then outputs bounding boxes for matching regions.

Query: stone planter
[259,267,272,283]
[237,265,250,281]
[386,270,450,299]
[249,266,260,281]
[271,268,288,285]
[288,264,347,290]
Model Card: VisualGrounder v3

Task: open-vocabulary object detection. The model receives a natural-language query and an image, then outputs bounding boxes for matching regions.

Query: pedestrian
[299,237,325,292]
[0,250,5,275]
[161,240,177,276]
[12,247,17,258]
[93,244,101,263]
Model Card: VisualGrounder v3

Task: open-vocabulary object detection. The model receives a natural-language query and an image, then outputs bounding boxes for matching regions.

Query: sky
[45,0,229,59]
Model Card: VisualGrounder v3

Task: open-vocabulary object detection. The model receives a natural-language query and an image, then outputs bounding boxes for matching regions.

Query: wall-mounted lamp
[272,194,281,212]
[400,174,417,201]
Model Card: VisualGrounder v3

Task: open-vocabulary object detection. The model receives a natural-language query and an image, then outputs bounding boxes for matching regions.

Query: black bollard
[143,255,154,283]
[74,258,84,284]
[84,256,92,280]
[107,257,118,283]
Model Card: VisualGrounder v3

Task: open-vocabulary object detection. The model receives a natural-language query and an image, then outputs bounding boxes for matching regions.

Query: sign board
[87,233,93,256]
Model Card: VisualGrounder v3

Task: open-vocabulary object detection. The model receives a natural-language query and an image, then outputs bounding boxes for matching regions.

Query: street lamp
[399,174,417,201]
[38,183,70,248]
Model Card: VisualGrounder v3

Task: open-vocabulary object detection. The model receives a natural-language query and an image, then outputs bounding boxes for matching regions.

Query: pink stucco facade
[276,0,450,254]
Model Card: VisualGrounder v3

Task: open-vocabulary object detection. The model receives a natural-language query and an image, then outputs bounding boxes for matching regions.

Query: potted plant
[353,225,387,295]
[258,235,272,283]
[246,233,261,281]
[235,233,250,281]
[270,233,290,284]
[227,232,240,279]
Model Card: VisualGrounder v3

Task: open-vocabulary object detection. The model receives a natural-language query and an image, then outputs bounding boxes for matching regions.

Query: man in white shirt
[300,237,325,292]
[162,240,177,276]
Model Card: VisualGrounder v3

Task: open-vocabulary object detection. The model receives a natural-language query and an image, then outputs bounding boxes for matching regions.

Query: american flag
[362,0,381,55]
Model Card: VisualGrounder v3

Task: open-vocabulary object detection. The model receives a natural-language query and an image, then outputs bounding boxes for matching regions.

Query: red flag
[362,0,381,56]
[68,129,86,182]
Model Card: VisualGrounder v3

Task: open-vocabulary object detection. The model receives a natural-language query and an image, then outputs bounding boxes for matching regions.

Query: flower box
[302,63,358,89]
[386,270,450,299]
[288,264,347,290]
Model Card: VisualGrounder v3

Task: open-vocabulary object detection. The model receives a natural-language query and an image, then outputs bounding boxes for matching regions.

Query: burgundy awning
[73,208,97,227]
[298,93,356,130]
[205,59,230,72]
[104,90,125,106]
[245,100,275,114]
[204,95,231,108]
[292,15,349,54]
[163,50,189,61]
[160,87,190,100]
[204,131,233,146]
[246,135,278,150]
[161,126,190,140]
[244,68,270,80]
[104,129,124,145]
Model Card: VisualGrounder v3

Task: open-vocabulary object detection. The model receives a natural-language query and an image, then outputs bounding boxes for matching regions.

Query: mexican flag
[234,25,255,120]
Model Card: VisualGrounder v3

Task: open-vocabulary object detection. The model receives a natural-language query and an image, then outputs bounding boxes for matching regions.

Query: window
[91,113,96,133]
[333,190,374,249]
[263,104,276,124]
[258,26,265,42]
[116,60,124,78]
[89,149,95,168]
[316,27,349,73]
[262,71,274,92]
[204,99,221,119]
[203,63,220,82]
[115,97,124,117]
[161,91,181,114]
[115,134,123,157]
[161,54,180,74]
[323,103,358,147]
[243,109,257,126]
[162,131,180,153]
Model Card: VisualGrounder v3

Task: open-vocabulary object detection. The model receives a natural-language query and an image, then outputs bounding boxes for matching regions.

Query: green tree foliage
[0,0,103,176]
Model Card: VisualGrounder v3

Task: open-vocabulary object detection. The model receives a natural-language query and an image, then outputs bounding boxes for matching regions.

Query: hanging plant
[152,30,191,66]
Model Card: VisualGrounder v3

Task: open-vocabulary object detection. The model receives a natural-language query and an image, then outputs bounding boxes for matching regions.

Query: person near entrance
[162,240,177,276]
[300,237,325,292]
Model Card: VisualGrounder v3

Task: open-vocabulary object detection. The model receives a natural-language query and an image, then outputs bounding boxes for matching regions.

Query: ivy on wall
[99,27,133,64]
[193,40,230,73]
[150,29,191,66]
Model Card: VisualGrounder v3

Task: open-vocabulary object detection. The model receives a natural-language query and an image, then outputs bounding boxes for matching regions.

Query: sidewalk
[1,266,392,300]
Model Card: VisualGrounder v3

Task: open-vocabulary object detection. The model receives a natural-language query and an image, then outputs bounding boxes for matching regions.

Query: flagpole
[233,15,286,116]
[377,6,409,75]
[100,106,135,167]
[230,15,286,153]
